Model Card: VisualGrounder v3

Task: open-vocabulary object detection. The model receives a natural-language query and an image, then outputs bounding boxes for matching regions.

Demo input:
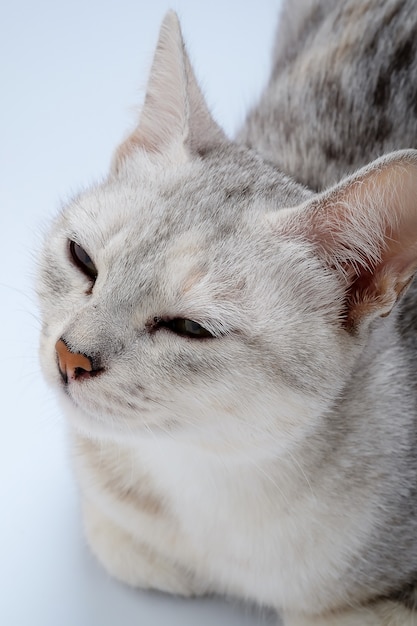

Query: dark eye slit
[153,317,215,339]
[68,240,98,281]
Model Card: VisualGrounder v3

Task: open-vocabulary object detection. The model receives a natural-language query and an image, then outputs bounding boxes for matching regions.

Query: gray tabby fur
[38,1,417,624]
[241,0,417,190]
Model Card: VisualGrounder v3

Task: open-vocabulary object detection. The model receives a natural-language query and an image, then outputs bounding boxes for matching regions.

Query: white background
[0,1,282,624]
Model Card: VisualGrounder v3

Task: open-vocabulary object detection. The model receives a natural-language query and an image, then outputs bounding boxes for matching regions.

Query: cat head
[38,12,417,456]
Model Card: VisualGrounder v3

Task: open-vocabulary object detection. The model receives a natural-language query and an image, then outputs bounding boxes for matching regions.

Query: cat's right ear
[111,11,227,174]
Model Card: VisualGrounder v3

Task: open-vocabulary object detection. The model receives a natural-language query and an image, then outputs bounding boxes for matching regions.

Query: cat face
[38,142,353,453]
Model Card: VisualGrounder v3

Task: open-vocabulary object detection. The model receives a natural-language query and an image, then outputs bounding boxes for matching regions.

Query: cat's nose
[55,339,101,384]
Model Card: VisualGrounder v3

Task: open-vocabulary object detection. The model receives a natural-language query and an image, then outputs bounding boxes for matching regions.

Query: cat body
[242,0,417,190]
[38,2,417,624]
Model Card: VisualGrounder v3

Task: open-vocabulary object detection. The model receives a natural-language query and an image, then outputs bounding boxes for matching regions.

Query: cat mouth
[53,359,150,421]
[57,380,160,442]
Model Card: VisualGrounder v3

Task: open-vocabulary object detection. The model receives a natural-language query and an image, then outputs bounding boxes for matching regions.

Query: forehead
[66,146,308,240]
[61,147,311,295]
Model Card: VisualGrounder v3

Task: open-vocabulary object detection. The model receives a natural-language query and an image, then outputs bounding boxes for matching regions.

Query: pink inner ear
[334,155,417,328]
[279,151,417,330]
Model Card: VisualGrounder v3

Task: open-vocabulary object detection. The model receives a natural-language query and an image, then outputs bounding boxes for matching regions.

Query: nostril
[73,366,92,381]
[55,338,103,384]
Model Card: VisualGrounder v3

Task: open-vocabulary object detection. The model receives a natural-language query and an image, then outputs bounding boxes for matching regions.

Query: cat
[38,1,417,625]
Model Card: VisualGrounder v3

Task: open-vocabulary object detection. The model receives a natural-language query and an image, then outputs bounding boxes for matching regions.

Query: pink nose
[55,339,93,383]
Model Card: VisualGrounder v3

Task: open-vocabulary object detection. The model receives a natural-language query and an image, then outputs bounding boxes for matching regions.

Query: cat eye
[158,317,214,339]
[69,240,98,281]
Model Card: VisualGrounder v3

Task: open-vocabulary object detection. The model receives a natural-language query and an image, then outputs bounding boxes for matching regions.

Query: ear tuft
[112,11,226,174]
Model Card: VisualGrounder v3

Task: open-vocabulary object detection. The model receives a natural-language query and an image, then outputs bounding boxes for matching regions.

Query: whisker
[0,281,37,303]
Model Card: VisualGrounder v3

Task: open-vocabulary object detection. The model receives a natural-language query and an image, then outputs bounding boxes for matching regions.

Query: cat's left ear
[270,150,417,331]
[112,11,227,173]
